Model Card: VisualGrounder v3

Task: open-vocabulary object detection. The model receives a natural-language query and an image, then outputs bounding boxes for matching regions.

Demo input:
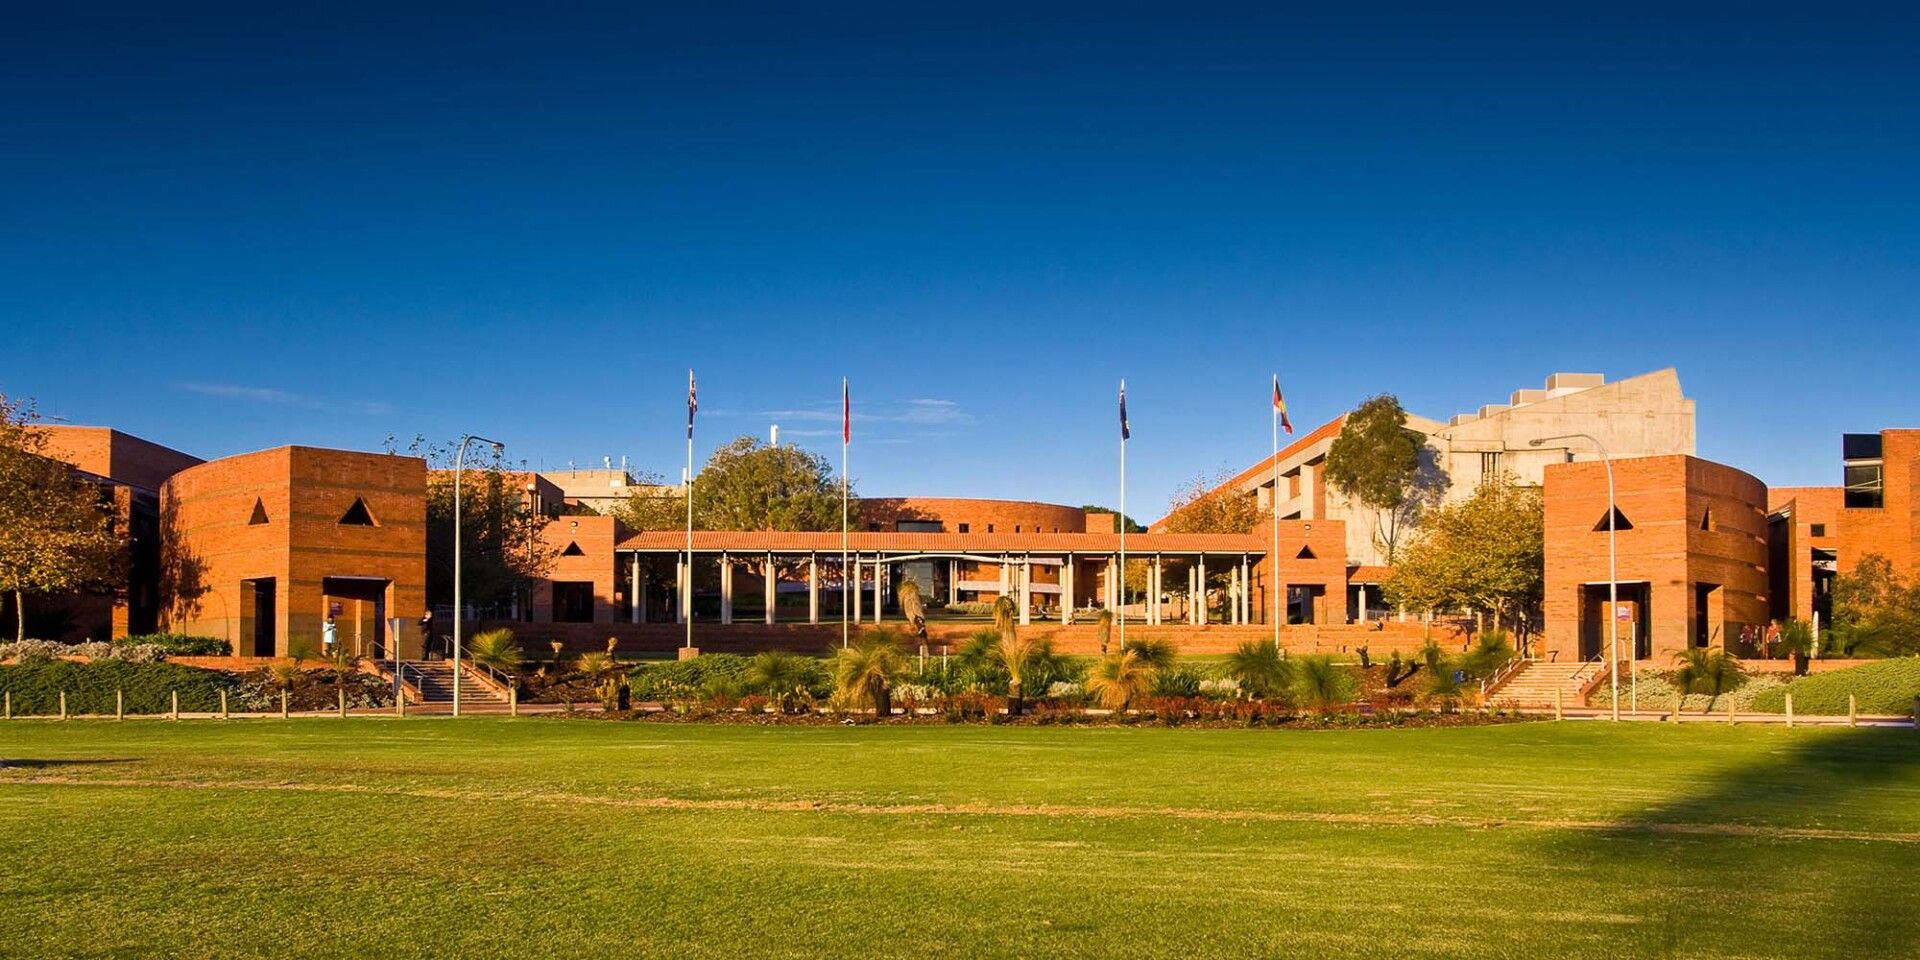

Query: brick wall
[857,497,1089,534]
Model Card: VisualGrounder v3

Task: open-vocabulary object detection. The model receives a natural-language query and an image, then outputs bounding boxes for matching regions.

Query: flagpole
[1118,379,1127,654]
[841,377,850,650]
[685,370,695,652]
[1272,376,1282,649]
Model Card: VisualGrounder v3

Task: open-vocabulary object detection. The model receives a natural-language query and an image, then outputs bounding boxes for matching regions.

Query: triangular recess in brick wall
[1699,508,1712,531]
[561,541,585,556]
[338,497,377,526]
[1295,546,1316,559]
[1593,507,1633,532]
[248,499,269,525]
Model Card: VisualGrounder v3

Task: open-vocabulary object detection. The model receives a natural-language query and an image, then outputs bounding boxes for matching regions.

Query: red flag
[1273,375,1293,435]
[842,379,850,444]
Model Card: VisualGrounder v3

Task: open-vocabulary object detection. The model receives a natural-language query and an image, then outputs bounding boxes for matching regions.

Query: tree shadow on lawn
[1549,728,1918,956]
[0,757,139,769]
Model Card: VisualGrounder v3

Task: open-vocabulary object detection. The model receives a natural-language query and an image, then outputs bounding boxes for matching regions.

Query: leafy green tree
[1772,618,1815,675]
[1079,506,1146,533]
[1323,395,1448,562]
[0,394,124,640]
[387,436,557,613]
[1384,475,1544,648]
[1829,554,1920,657]
[621,436,845,533]
[1156,469,1264,535]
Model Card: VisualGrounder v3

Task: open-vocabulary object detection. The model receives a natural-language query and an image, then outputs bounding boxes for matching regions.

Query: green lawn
[2,719,1916,959]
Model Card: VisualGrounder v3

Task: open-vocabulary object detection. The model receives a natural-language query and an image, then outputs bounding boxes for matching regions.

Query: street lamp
[454,434,505,717]
[1530,433,1621,722]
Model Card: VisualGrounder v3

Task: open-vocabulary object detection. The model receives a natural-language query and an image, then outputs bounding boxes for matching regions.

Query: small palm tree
[324,642,360,712]
[467,628,523,676]
[1423,656,1464,712]
[1774,618,1814,676]
[575,652,624,711]
[1086,648,1154,712]
[747,650,813,713]
[1291,655,1356,714]
[1122,636,1178,672]
[835,630,908,716]
[1460,629,1516,680]
[1670,647,1746,713]
[1224,639,1292,701]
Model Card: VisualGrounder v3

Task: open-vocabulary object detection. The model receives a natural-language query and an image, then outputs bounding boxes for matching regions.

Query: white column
[1242,556,1252,624]
[639,565,650,625]
[628,553,640,623]
[675,556,687,624]
[1019,556,1032,626]
[808,554,820,624]
[719,554,734,625]
[1060,554,1073,625]
[948,559,959,604]
[764,552,776,625]
[998,555,1011,600]
[873,559,884,623]
[1231,565,1242,625]
[852,557,863,622]
[1197,554,1208,625]
[1149,555,1161,624]
[1187,562,1198,624]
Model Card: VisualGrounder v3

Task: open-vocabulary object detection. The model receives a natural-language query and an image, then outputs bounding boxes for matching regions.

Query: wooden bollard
[1848,694,1857,727]
[60,690,68,720]
[116,689,124,721]
[1785,693,1794,728]
[509,685,518,718]
[220,689,229,720]
[395,690,405,718]
[1727,699,1736,725]
[171,690,179,721]
[1554,686,1563,721]
[337,687,347,718]
[3,690,9,719]
[281,689,289,720]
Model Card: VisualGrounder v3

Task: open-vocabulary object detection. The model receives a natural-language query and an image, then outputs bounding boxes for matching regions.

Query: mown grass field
[2,719,1916,959]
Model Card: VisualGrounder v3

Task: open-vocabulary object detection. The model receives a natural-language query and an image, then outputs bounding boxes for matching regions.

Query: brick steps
[402,661,508,705]
[1487,662,1593,708]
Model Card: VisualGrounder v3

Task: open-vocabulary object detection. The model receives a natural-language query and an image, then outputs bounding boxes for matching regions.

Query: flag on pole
[842,379,851,443]
[1119,381,1130,440]
[1272,375,1293,435]
[687,371,698,439]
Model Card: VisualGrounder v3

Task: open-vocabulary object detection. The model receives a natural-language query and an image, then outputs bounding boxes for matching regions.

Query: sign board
[1615,604,1634,622]
[328,600,344,618]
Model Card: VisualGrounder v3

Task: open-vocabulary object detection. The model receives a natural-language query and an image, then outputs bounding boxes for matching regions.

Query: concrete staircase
[1485,661,1594,710]
[402,661,509,705]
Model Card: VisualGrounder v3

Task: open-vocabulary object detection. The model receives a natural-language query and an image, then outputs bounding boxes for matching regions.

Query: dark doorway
[1693,583,1719,649]
[322,577,389,659]
[243,578,277,657]
[1811,549,1837,627]
[1286,584,1323,624]
[1578,582,1650,661]
[553,581,595,622]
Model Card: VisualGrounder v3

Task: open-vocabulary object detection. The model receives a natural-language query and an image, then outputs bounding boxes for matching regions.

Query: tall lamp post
[454,434,505,718]
[1530,433,1620,722]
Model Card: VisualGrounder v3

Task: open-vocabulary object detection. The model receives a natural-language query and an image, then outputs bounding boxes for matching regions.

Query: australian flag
[1119,380,1130,441]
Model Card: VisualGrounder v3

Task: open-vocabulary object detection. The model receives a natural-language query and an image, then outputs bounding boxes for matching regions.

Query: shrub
[1459,629,1515,680]
[0,660,246,714]
[1748,658,1920,716]
[118,633,229,657]
[1668,648,1746,711]
[626,653,755,701]
[1150,665,1203,698]
[1291,656,1357,713]
[1223,639,1291,700]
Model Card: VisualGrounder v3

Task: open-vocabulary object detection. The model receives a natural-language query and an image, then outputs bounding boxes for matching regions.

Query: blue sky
[3,3,1916,517]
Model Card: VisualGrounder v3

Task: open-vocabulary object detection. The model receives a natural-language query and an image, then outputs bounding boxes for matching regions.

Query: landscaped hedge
[0,660,247,715]
[1748,658,1920,717]
[118,633,230,657]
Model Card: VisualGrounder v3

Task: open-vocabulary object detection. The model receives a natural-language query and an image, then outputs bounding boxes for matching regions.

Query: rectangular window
[957,523,970,533]
[1810,523,1827,537]
[1480,451,1502,481]
[1844,462,1884,509]
[896,520,943,532]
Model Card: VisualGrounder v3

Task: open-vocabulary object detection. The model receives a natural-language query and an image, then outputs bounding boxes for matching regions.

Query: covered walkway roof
[616,530,1272,554]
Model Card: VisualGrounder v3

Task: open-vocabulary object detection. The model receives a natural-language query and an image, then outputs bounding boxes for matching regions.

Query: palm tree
[1669,648,1746,713]
[835,630,908,716]
[1291,655,1356,714]
[897,578,928,642]
[575,652,624,711]
[324,642,360,714]
[747,650,813,713]
[1122,636,1178,672]
[1460,629,1516,680]
[1423,656,1464,712]
[1086,648,1154,712]
[1774,618,1814,676]
[467,628,523,676]
[1224,639,1292,701]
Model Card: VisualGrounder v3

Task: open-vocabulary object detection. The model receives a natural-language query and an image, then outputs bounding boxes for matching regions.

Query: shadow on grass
[0,757,140,769]
[1555,729,1919,955]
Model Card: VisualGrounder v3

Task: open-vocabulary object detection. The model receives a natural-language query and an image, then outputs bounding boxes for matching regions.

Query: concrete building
[1187,369,1696,576]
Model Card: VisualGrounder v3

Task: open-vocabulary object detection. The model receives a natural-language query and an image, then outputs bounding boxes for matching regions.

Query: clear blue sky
[3,3,1915,518]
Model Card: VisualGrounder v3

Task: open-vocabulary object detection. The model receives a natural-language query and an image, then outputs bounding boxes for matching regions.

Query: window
[957,523,970,533]
[338,498,377,526]
[987,524,995,533]
[1594,507,1633,532]
[1014,525,1022,533]
[1480,451,1502,481]
[896,520,943,532]
[1810,523,1827,537]
[1844,462,1884,509]
[1699,508,1712,531]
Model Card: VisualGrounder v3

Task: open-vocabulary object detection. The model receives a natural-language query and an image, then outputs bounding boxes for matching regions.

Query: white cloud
[176,382,391,417]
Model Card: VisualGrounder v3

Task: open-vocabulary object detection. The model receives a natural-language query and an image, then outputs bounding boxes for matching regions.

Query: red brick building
[1767,429,1920,627]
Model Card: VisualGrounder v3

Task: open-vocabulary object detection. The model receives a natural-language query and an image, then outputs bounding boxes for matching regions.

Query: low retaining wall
[465,619,1468,657]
